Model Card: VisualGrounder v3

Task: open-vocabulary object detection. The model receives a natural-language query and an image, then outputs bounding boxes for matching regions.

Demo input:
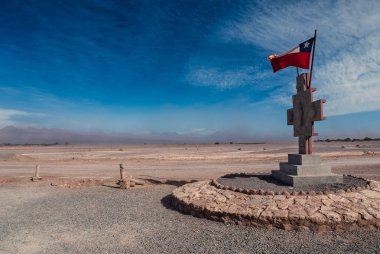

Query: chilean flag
[268,37,315,73]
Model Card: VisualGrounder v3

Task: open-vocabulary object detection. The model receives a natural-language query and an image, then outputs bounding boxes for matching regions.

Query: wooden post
[119,163,129,189]
[32,165,42,181]
[35,165,40,178]
[119,163,125,180]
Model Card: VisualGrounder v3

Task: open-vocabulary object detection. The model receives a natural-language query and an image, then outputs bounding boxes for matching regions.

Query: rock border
[211,173,372,196]
[170,178,380,232]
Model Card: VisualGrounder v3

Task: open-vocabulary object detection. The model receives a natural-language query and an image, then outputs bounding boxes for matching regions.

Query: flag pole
[308,29,317,88]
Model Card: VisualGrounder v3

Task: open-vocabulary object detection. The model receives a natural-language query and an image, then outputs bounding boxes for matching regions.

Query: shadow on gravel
[160,194,176,210]
[143,178,198,187]
[102,183,121,189]
[255,175,289,186]
[222,174,288,186]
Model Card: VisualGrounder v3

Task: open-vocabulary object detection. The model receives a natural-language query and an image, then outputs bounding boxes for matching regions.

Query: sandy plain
[1,141,380,182]
[0,141,380,253]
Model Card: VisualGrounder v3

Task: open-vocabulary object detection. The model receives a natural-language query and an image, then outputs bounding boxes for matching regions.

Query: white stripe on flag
[278,45,300,57]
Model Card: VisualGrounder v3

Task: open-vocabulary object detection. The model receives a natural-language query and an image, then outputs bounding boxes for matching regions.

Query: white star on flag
[303,41,310,48]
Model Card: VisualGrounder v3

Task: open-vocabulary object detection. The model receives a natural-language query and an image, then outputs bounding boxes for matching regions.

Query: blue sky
[0,0,380,141]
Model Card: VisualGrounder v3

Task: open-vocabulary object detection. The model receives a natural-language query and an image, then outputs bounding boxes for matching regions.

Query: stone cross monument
[287,73,326,154]
[272,73,343,187]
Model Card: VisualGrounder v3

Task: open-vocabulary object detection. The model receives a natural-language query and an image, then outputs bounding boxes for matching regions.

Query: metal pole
[305,30,317,154]
[308,29,317,88]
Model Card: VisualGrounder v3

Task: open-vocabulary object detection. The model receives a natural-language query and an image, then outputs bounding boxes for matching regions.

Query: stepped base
[272,154,343,187]
[272,170,343,187]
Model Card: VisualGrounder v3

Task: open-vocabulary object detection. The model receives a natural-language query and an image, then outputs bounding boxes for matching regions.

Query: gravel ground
[1,184,380,254]
[217,175,368,192]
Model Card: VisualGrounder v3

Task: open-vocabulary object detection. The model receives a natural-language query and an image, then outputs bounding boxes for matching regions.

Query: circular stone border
[211,173,372,196]
[170,177,380,231]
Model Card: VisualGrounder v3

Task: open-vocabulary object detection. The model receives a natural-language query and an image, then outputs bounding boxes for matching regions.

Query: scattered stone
[281,223,293,231]
[294,198,307,205]
[119,179,129,189]
[134,179,145,185]
[341,210,360,223]
[320,210,341,222]
[369,180,380,188]
[273,209,288,220]
[305,205,319,216]
[366,207,380,219]
[117,163,144,189]
[130,178,136,187]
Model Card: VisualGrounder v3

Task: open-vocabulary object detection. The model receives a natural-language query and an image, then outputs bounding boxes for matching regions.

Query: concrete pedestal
[272,154,343,187]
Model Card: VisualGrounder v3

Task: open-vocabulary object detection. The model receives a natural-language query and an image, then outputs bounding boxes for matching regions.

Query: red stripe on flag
[269,52,311,73]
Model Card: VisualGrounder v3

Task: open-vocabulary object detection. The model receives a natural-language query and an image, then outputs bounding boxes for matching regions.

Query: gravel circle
[217,174,368,193]
[1,184,380,253]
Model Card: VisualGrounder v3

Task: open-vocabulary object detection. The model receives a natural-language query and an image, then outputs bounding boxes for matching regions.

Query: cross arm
[311,99,327,122]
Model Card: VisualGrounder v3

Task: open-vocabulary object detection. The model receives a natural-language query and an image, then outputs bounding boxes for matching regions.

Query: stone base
[170,180,380,231]
[118,177,140,189]
[272,154,343,187]
[31,177,42,182]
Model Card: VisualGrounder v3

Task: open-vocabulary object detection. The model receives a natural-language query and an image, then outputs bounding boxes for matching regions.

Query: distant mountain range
[0,126,259,145]
[315,137,380,142]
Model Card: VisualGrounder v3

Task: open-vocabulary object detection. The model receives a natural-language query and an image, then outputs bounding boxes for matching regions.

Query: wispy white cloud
[222,1,379,53]
[186,66,270,90]
[0,108,43,127]
[0,86,98,128]
[221,0,380,116]
[176,127,215,136]
[317,32,380,115]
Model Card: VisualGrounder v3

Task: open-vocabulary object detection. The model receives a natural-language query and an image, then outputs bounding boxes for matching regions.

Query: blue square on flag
[299,38,314,53]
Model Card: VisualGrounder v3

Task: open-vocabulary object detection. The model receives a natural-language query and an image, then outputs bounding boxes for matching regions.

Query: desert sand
[1,141,379,182]
[0,142,380,253]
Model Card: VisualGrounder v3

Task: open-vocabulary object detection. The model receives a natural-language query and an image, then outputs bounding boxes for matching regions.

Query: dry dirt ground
[1,142,380,253]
